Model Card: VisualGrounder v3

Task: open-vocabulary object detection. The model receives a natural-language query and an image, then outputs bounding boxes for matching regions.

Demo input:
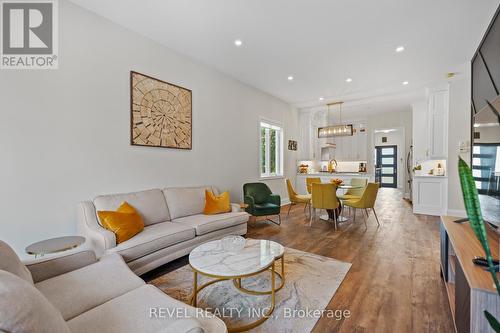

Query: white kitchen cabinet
[412,176,448,215]
[427,89,448,159]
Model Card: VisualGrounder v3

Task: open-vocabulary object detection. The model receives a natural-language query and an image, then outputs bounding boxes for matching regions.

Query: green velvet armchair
[243,182,281,225]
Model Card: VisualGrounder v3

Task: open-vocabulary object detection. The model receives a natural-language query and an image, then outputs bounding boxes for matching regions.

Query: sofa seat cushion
[67,285,226,333]
[35,253,144,321]
[94,189,170,226]
[0,271,71,333]
[108,222,196,262]
[172,212,248,236]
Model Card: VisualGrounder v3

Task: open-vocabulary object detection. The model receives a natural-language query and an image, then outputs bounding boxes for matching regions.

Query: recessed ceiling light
[402,81,409,85]
[319,97,324,101]
[234,39,243,47]
[346,78,352,83]
[396,46,405,53]
[288,76,294,81]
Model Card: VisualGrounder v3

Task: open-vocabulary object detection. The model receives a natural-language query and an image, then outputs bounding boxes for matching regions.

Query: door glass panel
[382,177,394,184]
[381,147,394,155]
[382,157,394,164]
[382,167,393,174]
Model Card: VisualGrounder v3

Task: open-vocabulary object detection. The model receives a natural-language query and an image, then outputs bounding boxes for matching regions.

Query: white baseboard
[281,198,291,206]
[447,209,467,218]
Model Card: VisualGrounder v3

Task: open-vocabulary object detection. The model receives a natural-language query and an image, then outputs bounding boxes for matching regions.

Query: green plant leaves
[485,310,500,333]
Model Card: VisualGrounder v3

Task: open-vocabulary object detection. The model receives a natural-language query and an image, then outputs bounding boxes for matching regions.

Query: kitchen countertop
[413,174,448,178]
[297,172,374,176]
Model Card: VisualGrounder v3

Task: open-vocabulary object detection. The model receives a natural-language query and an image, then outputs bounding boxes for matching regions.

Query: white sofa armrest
[230,203,242,213]
[24,250,97,283]
[77,201,116,256]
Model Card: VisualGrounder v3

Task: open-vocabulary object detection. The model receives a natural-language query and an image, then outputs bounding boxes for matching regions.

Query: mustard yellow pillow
[97,202,144,244]
[204,190,231,215]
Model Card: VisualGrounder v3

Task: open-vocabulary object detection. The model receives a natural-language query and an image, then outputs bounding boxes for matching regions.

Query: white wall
[0,1,298,256]
[365,109,413,195]
[447,66,472,216]
[373,130,405,189]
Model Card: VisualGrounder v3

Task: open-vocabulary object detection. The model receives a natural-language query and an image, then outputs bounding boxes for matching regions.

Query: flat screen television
[471,4,500,228]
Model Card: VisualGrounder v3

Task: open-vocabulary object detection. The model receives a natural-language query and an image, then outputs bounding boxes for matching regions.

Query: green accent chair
[243,182,281,225]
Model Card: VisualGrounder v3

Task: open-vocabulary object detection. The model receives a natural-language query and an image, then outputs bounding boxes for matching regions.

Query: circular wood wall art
[131,71,192,149]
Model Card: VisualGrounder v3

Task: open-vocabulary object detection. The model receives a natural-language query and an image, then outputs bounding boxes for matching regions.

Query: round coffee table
[189,239,285,333]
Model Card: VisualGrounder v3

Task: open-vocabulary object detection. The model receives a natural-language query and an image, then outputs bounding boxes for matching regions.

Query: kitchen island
[296,172,375,194]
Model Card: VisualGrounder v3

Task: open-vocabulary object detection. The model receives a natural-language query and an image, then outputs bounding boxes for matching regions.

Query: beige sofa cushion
[94,189,170,226]
[173,212,248,236]
[67,285,226,333]
[36,253,144,320]
[0,241,33,285]
[163,186,217,220]
[0,270,70,333]
[108,222,196,262]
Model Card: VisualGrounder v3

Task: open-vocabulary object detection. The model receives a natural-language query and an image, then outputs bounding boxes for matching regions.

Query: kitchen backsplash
[298,160,367,173]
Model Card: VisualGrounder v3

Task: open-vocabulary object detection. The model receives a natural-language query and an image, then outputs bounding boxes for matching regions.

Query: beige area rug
[150,244,351,333]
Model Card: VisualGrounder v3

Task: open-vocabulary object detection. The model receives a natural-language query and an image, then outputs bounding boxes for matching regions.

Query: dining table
[319,183,364,223]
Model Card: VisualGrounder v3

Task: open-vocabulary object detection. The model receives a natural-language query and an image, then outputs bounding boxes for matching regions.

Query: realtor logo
[1,0,58,69]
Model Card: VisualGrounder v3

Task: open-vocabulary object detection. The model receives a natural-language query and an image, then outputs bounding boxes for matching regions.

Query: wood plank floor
[143,188,455,332]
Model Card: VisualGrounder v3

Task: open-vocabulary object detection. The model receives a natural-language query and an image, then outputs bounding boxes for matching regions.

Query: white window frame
[259,119,284,179]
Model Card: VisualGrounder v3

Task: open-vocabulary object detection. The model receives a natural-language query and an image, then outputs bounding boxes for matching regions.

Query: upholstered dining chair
[343,183,380,227]
[338,178,368,201]
[306,177,321,194]
[285,179,311,217]
[243,182,281,225]
[310,183,339,230]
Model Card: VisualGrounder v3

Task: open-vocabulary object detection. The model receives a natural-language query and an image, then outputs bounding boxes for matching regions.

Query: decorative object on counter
[435,163,445,176]
[130,71,192,149]
[288,140,297,151]
[327,158,337,173]
[330,178,344,186]
[458,157,500,331]
[298,164,309,174]
[318,102,354,137]
[358,162,367,173]
[413,164,422,175]
[428,169,434,175]
[25,236,85,258]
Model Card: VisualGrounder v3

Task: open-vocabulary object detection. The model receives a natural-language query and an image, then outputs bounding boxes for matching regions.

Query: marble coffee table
[189,239,285,333]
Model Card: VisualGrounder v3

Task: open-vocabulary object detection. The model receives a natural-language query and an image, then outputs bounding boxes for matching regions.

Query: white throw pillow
[0,270,71,333]
[0,241,33,285]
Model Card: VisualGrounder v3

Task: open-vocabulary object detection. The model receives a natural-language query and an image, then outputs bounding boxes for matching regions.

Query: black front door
[375,145,397,188]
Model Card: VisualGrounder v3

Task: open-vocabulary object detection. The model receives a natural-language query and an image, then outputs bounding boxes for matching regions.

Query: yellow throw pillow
[97,202,144,244]
[204,190,231,215]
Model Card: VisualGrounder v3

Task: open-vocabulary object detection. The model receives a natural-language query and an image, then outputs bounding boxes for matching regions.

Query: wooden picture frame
[130,71,192,149]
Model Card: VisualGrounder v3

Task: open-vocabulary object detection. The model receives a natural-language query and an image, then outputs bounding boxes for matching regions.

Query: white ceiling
[71,0,500,110]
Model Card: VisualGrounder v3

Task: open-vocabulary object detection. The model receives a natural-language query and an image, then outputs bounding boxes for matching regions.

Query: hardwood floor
[143,188,455,332]
[248,188,455,333]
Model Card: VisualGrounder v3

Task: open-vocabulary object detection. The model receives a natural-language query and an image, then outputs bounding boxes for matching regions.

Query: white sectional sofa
[0,241,226,333]
[78,186,249,275]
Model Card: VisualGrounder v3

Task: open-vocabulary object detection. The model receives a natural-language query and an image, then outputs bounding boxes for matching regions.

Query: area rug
[149,243,351,332]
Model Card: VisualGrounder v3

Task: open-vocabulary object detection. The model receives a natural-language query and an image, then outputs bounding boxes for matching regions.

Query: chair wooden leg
[372,208,380,226]
[334,214,338,231]
[309,208,314,227]
[287,203,293,217]
[363,209,368,228]
[353,208,356,222]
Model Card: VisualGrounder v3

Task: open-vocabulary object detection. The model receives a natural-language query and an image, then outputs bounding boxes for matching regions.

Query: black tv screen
[471,4,500,228]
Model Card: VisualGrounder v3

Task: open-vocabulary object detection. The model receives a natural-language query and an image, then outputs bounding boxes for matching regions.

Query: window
[260,121,283,177]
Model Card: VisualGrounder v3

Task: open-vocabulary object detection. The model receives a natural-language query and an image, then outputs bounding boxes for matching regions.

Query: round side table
[25,236,85,258]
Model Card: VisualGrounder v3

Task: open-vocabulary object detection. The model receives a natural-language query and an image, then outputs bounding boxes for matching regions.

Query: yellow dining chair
[310,183,339,230]
[343,183,380,227]
[338,178,367,201]
[286,179,311,217]
[306,177,321,194]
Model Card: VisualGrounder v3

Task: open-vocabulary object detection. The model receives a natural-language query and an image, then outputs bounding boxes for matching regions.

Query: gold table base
[190,255,285,333]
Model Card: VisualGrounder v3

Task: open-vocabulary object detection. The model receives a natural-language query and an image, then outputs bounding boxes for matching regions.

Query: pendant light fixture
[318,101,354,138]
